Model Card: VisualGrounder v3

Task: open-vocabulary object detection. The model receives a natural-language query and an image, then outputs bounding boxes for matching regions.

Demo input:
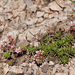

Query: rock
[49,61,54,66]
[18,33,26,41]
[7,30,19,40]
[3,63,9,74]
[23,66,29,74]
[36,11,45,17]
[30,27,40,35]
[47,25,55,34]
[19,11,26,23]
[16,40,29,47]
[55,73,65,75]
[16,66,24,74]
[0,26,4,33]
[40,62,49,73]
[0,7,3,12]
[51,64,60,75]
[44,13,49,18]
[56,24,65,32]
[26,32,34,41]
[41,7,51,13]
[48,1,62,11]
[41,64,49,73]
[30,41,40,47]
[30,63,38,75]
[6,72,16,75]
[9,66,23,74]
[0,68,4,75]
[33,41,40,47]
[64,25,70,32]
[20,63,29,67]
[30,4,37,12]
[49,12,58,19]
[39,26,47,34]
[12,10,20,17]
[38,17,43,23]
[0,16,4,22]
[58,13,67,21]
[18,4,26,12]
[72,43,75,48]
[55,0,66,7]
[17,23,27,30]
[72,13,75,17]
[25,18,38,25]
[0,49,3,60]
[69,67,75,75]
[3,8,12,13]
[26,0,33,8]
[7,13,12,19]
[0,63,2,68]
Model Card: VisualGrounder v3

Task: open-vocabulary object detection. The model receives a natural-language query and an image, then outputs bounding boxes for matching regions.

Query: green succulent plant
[3,52,10,59]
[43,34,51,44]
[39,32,75,65]
[8,61,12,66]
[60,56,69,65]
[28,46,36,55]
[21,45,26,50]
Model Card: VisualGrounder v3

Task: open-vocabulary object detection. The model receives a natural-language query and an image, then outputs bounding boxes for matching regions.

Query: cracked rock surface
[0,0,75,75]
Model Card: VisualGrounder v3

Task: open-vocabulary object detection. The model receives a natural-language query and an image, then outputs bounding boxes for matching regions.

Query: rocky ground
[0,57,75,75]
[0,0,75,75]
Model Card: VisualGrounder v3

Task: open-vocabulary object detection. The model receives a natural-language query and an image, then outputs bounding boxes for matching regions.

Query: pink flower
[1,40,5,44]
[34,54,37,59]
[1,40,7,47]
[15,47,21,53]
[11,45,15,49]
[7,34,10,37]
[34,50,44,62]
[8,45,11,47]
[72,23,75,26]
[36,50,43,55]
[36,51,39,54]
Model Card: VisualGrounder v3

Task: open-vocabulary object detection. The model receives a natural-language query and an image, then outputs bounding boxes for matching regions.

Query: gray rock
[6,72,16,75]
[55,73,65,75]
[49,61,54,66]
[25,18,38,25]
[26,32,34,41]
[41,64,49,73]
[26,0,33,8]
[48,1,62,11]
[36,11,45,17]
[69,67,75,75]
[0,26,4,33]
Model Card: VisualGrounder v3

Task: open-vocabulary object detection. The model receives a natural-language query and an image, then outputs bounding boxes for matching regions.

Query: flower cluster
[72,23,75,26]
[71,21,75,26]
[1,40,7,47]
[1,34,22,54]
[15,47,21,53]
[7,34,15,45]
[34,50,44,64]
